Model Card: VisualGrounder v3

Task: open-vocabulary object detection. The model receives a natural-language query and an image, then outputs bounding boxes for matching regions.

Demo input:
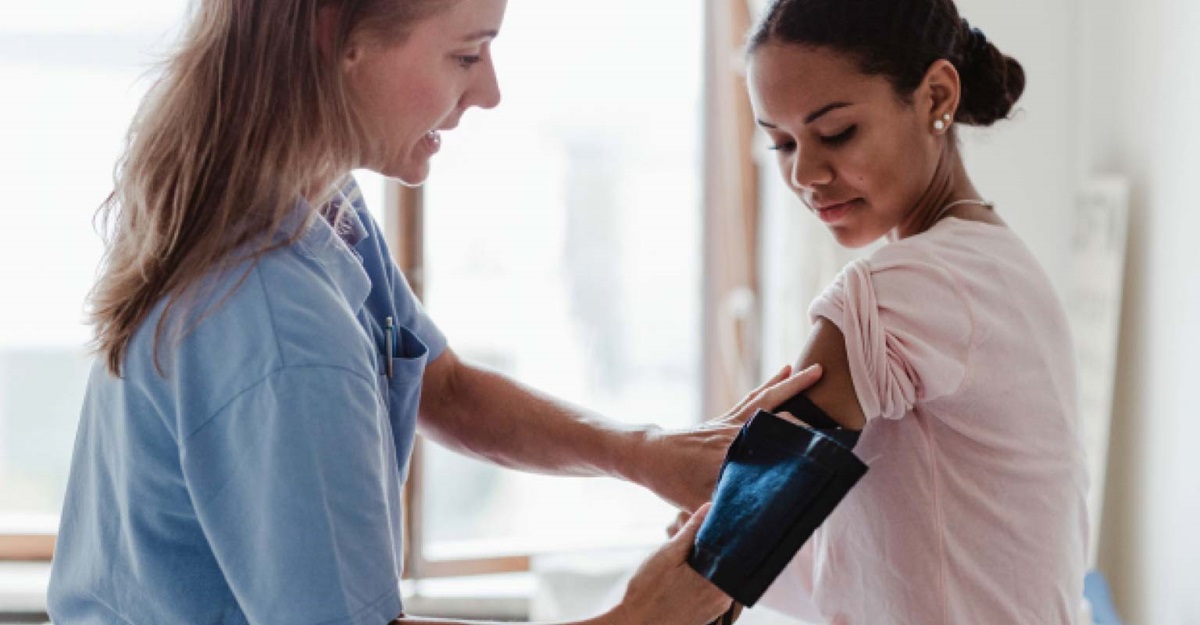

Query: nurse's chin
[381,159,433,189]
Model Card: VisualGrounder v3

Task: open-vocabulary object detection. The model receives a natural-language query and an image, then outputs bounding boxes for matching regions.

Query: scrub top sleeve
[180,365,403,625]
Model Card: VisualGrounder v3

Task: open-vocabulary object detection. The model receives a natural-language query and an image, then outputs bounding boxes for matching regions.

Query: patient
[727,0,1088,622]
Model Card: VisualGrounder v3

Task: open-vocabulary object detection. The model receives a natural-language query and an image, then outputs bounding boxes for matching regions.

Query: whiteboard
[1066,176,1130,568]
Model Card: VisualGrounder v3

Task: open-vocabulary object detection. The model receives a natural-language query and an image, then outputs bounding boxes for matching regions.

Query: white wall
[954,0,1079,292]
[954,0,1200,622]
[1081,0,1200,623]
[951,1,1200,622]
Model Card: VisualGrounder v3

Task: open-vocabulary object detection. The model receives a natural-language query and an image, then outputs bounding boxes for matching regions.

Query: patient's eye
[768,140,797,153]
[820,126,857,147]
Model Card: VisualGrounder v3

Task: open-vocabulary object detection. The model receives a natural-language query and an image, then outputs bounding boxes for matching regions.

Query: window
[0,5,392,562]
[1,0,764,588]
[412,0,706,570]
[0,1,191,558]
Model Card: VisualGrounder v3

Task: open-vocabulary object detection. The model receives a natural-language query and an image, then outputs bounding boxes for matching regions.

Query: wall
[954,0,1200,622]
[1082,0,1200,623]
[944,1,1200,622]
[954,0,1079,292]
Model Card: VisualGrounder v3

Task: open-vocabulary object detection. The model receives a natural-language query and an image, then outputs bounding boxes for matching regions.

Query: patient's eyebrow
[757,102,853,129]
[804,102,852,124]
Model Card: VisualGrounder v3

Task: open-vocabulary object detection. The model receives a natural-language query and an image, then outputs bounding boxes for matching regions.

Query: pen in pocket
[385,316,395,379]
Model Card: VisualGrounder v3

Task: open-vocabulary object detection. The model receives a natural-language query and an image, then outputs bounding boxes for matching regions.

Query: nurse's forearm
[417,351,648,482]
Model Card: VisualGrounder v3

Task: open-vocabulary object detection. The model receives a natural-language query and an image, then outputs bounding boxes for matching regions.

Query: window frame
[0,18,182,565]
[0,535,54,562]
[389,0,762,580]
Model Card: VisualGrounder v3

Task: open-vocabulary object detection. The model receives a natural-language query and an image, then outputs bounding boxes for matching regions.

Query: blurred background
[0,0,1197,623]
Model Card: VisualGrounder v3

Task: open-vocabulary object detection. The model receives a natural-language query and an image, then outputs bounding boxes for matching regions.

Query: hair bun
[955,20,1025,127]
[961,24,990,68]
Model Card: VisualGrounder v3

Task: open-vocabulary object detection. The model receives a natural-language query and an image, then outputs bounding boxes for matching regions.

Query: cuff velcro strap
[773,392,861,450]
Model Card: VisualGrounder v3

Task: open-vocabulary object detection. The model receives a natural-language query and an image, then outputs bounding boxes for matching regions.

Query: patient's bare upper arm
[793,317,867,431]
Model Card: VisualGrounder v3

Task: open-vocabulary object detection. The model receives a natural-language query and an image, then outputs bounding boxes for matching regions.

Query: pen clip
[384,316,395,379]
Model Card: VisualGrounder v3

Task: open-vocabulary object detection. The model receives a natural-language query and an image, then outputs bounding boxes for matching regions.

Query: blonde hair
[90,0,453,376]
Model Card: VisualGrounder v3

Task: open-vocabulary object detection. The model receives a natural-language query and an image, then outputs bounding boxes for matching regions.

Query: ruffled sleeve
[808,245,973,421]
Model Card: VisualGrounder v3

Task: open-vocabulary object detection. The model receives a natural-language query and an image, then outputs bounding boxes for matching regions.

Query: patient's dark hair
[748,0,1025,127]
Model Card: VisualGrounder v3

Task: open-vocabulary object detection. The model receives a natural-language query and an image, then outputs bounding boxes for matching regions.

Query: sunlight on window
[0,1,190,527]
[0,2,186,35]
[0,0,701,558]
[421,0,705,556]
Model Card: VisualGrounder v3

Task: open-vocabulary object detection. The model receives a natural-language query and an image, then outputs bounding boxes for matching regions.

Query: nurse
[47,0,823,623]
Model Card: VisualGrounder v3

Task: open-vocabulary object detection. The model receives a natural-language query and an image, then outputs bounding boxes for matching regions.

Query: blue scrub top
[48,178,447,625]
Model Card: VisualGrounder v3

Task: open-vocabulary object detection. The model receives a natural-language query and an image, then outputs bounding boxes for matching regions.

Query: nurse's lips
[422,121,460,154]
[422,130,443,154]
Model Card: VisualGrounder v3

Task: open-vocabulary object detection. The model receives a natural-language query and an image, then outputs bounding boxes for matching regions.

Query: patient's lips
[813,198,861,224]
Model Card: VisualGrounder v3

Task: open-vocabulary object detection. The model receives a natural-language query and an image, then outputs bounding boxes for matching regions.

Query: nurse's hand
[629,364,823,512]
[603,504,732,625]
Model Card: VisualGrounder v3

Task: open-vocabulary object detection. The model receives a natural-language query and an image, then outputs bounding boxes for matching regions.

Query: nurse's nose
[470,54,502,110]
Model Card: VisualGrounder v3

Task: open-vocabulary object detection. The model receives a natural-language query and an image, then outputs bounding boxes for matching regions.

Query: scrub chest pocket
[379,324,429,408]
[377,323,429,479]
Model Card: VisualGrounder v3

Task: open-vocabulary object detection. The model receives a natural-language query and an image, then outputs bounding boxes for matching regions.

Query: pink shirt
[761,218,1089,624]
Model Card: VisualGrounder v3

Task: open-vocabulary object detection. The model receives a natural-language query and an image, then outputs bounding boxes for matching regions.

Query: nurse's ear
[315,5,363,70]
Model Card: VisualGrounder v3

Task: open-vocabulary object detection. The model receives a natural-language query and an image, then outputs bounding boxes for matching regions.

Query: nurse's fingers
[665,503,711,556]
[728,364,793,416]
[729,364,823,425]
[665,509,690,538]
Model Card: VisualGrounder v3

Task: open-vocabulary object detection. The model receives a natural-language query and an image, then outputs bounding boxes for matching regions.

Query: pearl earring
[934,113,952,133]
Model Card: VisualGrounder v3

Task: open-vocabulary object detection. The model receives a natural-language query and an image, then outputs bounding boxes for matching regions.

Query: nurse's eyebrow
[462,29,500,42]
[757,101,853,129]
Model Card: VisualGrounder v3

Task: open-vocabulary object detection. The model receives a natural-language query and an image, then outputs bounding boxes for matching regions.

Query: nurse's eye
[455,54,483,69]
[820,126,857,147]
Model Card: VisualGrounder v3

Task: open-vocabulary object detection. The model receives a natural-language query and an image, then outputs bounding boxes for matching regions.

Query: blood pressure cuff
[687,407,868,607]
[773,392,861,450]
